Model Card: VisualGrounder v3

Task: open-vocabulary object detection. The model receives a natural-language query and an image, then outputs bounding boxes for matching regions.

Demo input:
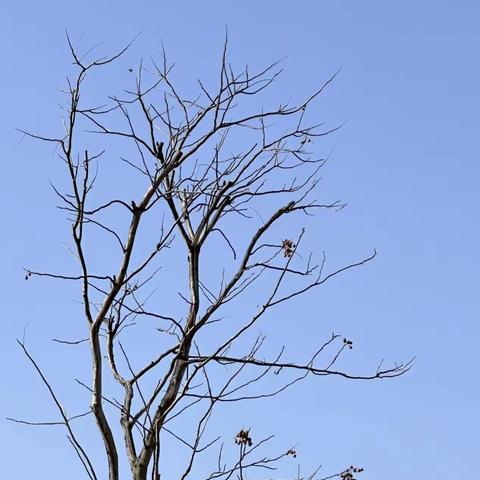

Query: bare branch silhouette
[14,35,410,480]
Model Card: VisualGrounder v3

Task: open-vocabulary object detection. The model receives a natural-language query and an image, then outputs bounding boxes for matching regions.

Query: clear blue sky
[1,1,479,479]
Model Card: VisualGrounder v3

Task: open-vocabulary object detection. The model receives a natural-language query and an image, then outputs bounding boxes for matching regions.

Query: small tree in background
[12,35,411,480]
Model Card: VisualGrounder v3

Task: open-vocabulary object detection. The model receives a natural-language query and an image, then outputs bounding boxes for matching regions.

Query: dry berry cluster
[340,466,364,480]
[343,337,353,349]
[282,239,296,258]
[235,429,253,447]
[286,448,297,458]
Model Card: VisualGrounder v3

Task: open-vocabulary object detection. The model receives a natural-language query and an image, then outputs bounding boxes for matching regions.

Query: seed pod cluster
[234,429,253,447]
[340,466,364,480]
[282,239,295,258]
[287,448,297,458]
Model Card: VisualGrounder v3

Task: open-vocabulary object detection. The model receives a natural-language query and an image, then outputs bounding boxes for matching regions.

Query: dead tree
[12,36,411,480]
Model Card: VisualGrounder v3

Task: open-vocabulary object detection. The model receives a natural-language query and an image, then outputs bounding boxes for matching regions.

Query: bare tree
[11,35,411,480]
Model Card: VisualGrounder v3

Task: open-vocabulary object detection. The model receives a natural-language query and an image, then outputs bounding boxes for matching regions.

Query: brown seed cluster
[343,337,353,349]
[286,448,297,458]
[340,466,364,480]
[282,239,295,258]
[235,429,253,447]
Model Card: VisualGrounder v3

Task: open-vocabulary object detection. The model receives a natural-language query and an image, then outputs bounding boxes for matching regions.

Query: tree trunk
[132,463,148,480]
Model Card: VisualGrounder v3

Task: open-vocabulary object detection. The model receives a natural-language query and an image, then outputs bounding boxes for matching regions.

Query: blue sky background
[1,1,479,479]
